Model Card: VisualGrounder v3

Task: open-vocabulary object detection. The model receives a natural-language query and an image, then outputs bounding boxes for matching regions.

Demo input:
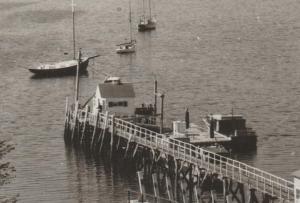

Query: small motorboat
[116,41,136,54]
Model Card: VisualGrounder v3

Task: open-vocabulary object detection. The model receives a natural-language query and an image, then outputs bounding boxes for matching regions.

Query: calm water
[0,0,300,202]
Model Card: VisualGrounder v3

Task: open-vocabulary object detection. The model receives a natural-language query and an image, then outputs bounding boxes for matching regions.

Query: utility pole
[75,48,81,103]
[154,79,157,115]
[160,93,164,134]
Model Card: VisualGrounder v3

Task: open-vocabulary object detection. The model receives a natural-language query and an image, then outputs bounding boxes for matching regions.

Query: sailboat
[29,0,99,76]
[116,0,136,54]
[138,0,156,32]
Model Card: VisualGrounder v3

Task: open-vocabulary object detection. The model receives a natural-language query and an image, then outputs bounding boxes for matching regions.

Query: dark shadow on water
[64,144,139,202]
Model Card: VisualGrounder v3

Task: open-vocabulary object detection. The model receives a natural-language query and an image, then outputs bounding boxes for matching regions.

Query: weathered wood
[166,175,174,201]
[110,115,115,151]
[80,105,88,144]
[152,173,159,199]
[71,101,79,142]
[90,110,99,148]
[99,112,109,152]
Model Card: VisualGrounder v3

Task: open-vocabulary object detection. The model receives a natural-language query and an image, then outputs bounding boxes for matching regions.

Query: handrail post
[213,153,216,172]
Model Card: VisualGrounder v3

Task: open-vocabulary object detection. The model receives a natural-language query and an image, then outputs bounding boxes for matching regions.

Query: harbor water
[0,0,300,202]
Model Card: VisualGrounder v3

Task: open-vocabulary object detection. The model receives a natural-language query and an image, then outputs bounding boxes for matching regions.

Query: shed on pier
[91,77,136,117]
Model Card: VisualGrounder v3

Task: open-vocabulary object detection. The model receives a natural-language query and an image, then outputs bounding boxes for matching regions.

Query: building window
[297,189,300,199]
[108,101,128,107]
[118,101,127,107]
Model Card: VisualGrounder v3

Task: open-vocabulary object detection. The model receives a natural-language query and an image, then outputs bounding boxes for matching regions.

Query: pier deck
[70,110,295,202]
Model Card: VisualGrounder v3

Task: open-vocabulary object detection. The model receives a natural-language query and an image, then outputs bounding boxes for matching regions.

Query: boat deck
[171,123,231,145]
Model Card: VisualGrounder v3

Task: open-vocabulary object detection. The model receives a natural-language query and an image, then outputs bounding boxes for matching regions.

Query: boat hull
[203,115,257,152]
[229,135,257,151]
[29,58,89,77]
[116,47,136,54]
[138,21,156,32]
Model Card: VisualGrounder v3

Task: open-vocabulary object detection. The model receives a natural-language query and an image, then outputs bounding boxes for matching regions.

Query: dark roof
[98,83,135,98]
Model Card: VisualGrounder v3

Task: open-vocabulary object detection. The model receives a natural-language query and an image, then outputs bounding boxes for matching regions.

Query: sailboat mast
[75,49,81,102]
[148,0,152,19]
[142,0,145,20]
[129,0,132,42]
[72,0,76,60]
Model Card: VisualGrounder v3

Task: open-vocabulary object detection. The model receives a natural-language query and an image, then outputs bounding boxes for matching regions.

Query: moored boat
[30,0,99,77]
[138,0,156,32]
[29,57,89,76]
[138,18,156,31]
[116,0,136,54]
[204,114,257,151]
[29,55,99,76]
[116,41,136,54]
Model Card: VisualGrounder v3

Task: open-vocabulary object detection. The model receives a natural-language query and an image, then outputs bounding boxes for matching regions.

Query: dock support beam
[80,105,88,145]
[249,188,258,203]
[90,110,99,149]
[154,79,157,116]
[110,115,115,155]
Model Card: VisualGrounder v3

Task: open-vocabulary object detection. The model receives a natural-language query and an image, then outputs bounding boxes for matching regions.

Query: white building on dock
[91,77,136,117]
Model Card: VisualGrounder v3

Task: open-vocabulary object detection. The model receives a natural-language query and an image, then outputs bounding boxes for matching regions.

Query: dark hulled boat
[138,18,156,31]
[138,0,156,32]
[204,114,257,151]
[29,57,89,76]
[29,1,99,77]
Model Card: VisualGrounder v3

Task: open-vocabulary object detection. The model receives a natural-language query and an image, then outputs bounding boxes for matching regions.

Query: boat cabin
[207,114,247,136]
[91,77,135,117]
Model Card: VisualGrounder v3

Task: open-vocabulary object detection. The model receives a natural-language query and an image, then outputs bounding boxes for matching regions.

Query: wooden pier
[64,105,296,203]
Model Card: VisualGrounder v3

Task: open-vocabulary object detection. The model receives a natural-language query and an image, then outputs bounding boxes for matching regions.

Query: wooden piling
[165,175,174,201]
[99,112,109,152]
[80,105,88,144]
[110,115,115,152]
[223,177,230,203]
[90,110,99,149]
[152,173,159,199]
[71,101,79,142]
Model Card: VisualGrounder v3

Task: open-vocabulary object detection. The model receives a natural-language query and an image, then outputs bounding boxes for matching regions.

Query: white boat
[116,41,136,54]
[116,0,136,54]
[138,0,156,31]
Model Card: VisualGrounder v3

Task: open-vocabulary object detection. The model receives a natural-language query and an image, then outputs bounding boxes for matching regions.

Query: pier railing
[77,111,295,201]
